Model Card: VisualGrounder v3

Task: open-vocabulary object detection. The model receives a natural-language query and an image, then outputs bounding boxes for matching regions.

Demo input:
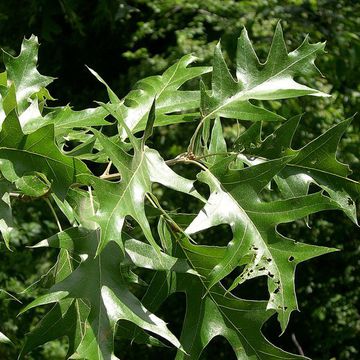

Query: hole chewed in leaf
[221,265,246,289]
[230,276,269,300]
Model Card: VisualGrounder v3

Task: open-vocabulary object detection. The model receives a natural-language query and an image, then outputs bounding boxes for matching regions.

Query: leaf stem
[195,152,232,160]
[100,172,121,180]
[101,161,113,177]
[181,159,208,171]
[145,193,184,234]
[144,193,218,299]
[165,152,228,166]
[188,117,205,155]
[44,198,62,232]
[0,289,22,304]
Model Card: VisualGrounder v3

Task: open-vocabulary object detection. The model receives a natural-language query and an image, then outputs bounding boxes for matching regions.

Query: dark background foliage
[0,1,359,359]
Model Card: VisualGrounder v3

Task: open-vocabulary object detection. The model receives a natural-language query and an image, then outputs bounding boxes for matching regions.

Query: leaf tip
[274,20,283,32]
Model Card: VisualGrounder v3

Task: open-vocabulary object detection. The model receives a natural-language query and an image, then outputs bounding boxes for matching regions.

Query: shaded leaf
[0,111,89,199]
[141,235,307,360]
[22,232,183,360]
[251,117,360,223]
[186,158,340,331]
[0,178,13,248]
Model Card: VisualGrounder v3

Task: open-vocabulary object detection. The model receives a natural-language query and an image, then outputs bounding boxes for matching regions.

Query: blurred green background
[0,0,359,359]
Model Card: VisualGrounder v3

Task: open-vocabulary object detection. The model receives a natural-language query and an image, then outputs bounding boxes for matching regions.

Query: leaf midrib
[0,147,75,169]
[103,152,145,239]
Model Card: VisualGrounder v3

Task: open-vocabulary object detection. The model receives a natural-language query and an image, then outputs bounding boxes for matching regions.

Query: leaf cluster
[0,24,358,360]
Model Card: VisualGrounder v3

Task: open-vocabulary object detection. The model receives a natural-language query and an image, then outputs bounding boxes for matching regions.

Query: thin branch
[164,152,188,166]
[165,155,208,171]
[195,152,233,160]
[188,117,205,155]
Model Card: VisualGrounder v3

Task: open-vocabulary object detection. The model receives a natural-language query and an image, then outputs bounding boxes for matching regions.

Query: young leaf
[33,227,198,275]
[206,117,227,166]
[20,252,89,360]
[14,174,50,197]
[45,105,111,131]
[20,231,89,359]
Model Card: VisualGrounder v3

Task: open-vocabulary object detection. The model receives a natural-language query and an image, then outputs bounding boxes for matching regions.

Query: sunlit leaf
[90,130,204,255]
[200,23,328,124]
[186,158,340,331]
[2,35,54,113]
[91,54,211,138]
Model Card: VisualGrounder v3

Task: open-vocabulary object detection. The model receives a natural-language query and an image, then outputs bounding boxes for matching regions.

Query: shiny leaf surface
[200,23,328,123]
[0,26,357,360]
